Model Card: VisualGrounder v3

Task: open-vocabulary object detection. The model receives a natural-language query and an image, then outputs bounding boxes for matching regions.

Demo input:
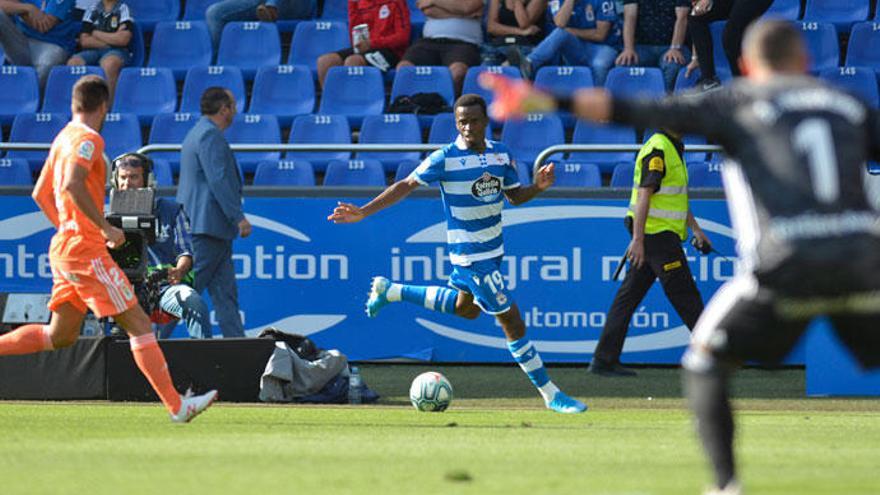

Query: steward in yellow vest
[589,130,712,377]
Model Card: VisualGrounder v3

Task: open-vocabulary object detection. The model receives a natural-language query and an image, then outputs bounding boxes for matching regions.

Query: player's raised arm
[504,163,555,205]
[327,177,421,223]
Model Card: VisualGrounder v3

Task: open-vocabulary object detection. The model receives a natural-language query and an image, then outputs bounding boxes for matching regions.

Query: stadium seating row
[111,0,880,30]
[0,153,723,188]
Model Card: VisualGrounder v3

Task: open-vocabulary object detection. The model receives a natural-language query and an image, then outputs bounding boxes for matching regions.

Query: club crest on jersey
[495,292,508,306]
[471,172,502,203]
[78,140,95,161]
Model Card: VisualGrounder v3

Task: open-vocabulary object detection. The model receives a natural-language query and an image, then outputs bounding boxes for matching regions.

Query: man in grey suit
[177,87,251,338]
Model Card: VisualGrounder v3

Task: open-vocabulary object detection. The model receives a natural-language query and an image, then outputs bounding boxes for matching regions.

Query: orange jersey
[38,121,109,262]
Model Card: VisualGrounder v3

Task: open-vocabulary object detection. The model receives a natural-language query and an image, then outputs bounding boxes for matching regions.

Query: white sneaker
[704,480,742,495]
[170,390,218,423]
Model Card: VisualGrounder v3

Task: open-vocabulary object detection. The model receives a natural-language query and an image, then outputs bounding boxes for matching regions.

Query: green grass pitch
[0,365,877,495]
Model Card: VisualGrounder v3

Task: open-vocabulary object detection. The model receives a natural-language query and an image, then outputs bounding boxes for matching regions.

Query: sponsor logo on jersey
[471,172,502,202]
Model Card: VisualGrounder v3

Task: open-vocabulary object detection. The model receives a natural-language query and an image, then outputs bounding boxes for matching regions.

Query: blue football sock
[508,338,560,403]
[399,285,458,314]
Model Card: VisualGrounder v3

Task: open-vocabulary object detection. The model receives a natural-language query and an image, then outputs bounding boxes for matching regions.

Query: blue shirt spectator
[0,0,79,86]
[205,0,317,48]
[616,0,691,91]
[516,0,621,85]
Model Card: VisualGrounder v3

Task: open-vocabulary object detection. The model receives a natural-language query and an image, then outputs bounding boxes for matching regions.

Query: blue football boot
[365,276,392,318]
[547,391,587,414]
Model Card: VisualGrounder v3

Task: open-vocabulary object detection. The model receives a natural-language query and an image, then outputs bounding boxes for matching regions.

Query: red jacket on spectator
[348,0,411,58]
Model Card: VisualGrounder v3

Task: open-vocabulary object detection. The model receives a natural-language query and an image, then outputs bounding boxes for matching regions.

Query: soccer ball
[409,371,453,412]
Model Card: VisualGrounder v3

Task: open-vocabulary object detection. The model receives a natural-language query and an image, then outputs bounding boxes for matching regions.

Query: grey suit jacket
[176,117,244,240]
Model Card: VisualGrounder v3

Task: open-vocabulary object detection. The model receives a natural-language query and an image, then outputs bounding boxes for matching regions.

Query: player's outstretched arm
[505,163,555,205]
[327,178,420,223]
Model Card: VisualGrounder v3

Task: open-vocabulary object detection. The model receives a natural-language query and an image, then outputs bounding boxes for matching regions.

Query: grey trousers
[0,10,70,87]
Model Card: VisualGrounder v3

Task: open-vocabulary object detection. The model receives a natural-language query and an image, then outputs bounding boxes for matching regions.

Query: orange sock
[130,333,182,415]
[0,324,54,356]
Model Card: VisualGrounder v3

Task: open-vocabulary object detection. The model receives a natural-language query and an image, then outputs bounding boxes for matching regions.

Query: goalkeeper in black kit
[482,19,880,495]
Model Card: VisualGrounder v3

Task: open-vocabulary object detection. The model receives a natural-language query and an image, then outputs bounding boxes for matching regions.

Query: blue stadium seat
[763,0,801,20]
[148,113,199,173]
[570,121,637,172]
[390,66,455,127]
[249,65,315,127]
[0,44,5,66]
[320,0,347,20]
[673,67,732,93]
[126,0,180,31]
[394,159,421,183]
[534,66,594,128]
[114,67,177,125]
[803,0,869,32]
[148,21,213,80]
[799,22,839,72]
[819,66,879,107]
[515,159,532,185]
[319,66,385,127]
[0,66,39,125]
[604,66,666,98]
[0,158,33,185]
[179,66,246,113]
[845,22,880,71]
[323,159,386,186]
[217,22,281,80]
[129,21,146,67]
[688,161,723,188]
[152,157,174,186]
[357,114,422,171]
[428,112,457,144]
[101,113,142,160]
[224,114,281,173]
[462,66,521,115]
[183,0,218,20]
[288,21,350,75]
[609,162,634,188]
[42,66,106,113]
[501,113,565,166]
[407,0,426,38]
[554,161,601,188]
[7,113,68,171]
[286,114,351,172]
[253,159,316,186]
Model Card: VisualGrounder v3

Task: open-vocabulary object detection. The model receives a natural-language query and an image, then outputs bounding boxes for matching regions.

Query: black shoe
[588,361,637,377]
[698,77,722,93]
[508,49,533,80]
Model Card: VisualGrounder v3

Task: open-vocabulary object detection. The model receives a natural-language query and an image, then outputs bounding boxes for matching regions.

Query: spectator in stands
[67,0,135,105]
[514,0,620,85]
[206,0,317,48]
[177,87,250,339]
[396,0,484,93]
[615,0,691,91]
[482,0,547,67]
[0,0,80,87]
[686,0,772,91]
[316,0,411,88]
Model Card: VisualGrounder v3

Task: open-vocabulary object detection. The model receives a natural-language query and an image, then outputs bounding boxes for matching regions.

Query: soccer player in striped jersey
[328,94,586,414]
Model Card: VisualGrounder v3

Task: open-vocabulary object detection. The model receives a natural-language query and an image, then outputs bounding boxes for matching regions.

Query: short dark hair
[200,87,234,116]
[71,75,109,113]
[454,94,488,117]
[743,20,805,71]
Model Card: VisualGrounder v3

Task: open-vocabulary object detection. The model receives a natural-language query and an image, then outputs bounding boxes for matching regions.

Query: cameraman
[112,153,212,339]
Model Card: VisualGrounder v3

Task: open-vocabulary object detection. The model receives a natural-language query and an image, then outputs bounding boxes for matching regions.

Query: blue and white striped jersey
[409,136,521,266]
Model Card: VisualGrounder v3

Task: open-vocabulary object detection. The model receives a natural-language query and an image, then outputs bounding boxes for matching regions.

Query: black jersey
[612,76,880,293]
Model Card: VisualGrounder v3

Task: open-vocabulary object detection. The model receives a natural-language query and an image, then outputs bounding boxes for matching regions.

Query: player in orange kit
[0,75,217,422]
